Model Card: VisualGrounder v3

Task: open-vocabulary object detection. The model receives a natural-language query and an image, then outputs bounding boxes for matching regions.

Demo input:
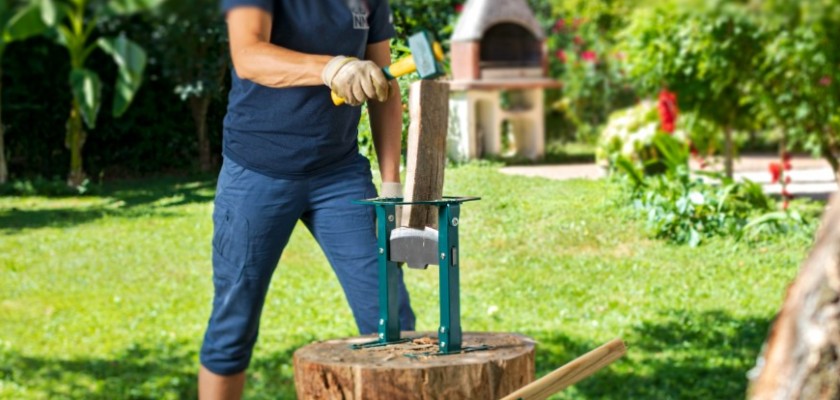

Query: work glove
[381,181,403,227]
[322,56,390,106]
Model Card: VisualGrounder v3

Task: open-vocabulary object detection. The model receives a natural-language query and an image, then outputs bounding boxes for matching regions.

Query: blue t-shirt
[220,0,395,179]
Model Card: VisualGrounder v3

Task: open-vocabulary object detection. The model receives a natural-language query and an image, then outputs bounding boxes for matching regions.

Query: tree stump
[749,194,840,399]
[294,332,535,400]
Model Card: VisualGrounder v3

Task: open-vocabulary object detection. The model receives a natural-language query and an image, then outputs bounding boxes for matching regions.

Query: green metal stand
[352,196,484,355]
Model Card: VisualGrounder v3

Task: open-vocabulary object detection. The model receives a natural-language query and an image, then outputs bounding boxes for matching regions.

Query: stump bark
[749,194,840,400]
[294,332,535,400]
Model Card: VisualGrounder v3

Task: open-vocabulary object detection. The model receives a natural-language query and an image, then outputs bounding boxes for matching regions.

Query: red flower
[768,162,782,184]
[581,51,597,63]
[555,49,567,63]
[573,36,585,46]
[781,151,793,170]
[454,3,464,13]
[783,199,790,210]
[785,176,792,184]
[781,151,792,162]
[658,89,679,134]
[553,19,566,33]
[820,76,832,87]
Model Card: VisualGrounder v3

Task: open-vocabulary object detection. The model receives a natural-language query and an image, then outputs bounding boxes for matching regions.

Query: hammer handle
[331,56,415,106]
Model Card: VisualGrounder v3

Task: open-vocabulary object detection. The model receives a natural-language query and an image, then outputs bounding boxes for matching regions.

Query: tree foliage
[747,0,840,182]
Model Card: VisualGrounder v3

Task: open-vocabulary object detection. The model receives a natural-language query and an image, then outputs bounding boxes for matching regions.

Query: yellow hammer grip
[385,55,417,79]
[331,90,346,106]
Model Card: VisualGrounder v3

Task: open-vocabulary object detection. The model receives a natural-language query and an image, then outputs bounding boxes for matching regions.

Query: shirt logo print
[347,0,370,30]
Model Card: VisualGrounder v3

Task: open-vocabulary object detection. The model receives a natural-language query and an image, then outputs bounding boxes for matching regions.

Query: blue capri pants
[200,155,415,375]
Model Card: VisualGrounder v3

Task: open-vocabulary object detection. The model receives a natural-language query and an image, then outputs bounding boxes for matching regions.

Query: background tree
[747,0,840,184]
[49,0,158,186]
[0,0,52,183]
[148,0,227,173]
[620,2,763,177]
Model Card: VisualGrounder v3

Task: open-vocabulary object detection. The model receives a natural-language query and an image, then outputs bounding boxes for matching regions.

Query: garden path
[500,154,837,199]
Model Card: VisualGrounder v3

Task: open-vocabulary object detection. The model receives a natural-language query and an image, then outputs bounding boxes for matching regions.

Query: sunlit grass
[0,165,818,399]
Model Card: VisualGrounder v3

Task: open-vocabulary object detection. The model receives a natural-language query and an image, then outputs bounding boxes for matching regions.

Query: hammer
[331,30,446,106]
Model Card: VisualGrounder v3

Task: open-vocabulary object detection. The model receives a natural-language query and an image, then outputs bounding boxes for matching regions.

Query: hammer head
[408,31,445,80]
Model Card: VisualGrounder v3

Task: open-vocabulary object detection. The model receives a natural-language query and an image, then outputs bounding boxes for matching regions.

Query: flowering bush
[596,99,687,170]
[542,1,638,143]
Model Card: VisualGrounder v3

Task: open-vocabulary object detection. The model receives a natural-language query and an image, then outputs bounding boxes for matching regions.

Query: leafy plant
[46,0,159,186]
[147,0,227,173]
[0,0,53,184]
[615,133,794,246]
[597,100,687,169]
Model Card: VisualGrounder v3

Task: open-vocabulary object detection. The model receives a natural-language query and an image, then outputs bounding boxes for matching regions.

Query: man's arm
[366,40,402,185]
[226,7,388,106]
[226,7,331,87]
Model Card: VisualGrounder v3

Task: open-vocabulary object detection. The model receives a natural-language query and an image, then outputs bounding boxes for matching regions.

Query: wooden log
[749,194,840,400]
[500,338,626,400]
[402,80,449,229]
[293,332,535,400]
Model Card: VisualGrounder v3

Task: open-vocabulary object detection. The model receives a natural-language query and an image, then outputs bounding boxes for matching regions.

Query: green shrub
[616,134,808,246]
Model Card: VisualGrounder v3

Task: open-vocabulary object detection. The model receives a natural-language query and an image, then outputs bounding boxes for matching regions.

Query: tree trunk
[189,95,212,172]
[724,125,734,179]
[0,69,7,185]
[66,101,86,187]
[818,128,840,187]
[294,332,535,400]
[748,194,840,399]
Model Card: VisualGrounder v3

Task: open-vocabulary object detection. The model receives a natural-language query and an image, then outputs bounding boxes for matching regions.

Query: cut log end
[293,332,535,400]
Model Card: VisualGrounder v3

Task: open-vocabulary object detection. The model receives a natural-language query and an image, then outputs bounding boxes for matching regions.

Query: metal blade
[389,226,439,269]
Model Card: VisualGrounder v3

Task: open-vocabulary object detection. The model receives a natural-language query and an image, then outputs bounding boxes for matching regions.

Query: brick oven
[447,0,560,161]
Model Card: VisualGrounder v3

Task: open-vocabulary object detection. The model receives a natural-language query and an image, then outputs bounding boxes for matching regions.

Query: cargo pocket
[212,204,250,282]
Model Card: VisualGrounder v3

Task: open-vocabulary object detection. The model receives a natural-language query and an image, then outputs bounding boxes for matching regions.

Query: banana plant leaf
[70,67,102,129]
[97,35,146,116]
[3,1,48,42]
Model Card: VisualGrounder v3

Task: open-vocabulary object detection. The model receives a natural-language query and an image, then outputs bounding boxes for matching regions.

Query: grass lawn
[0,163,819,399]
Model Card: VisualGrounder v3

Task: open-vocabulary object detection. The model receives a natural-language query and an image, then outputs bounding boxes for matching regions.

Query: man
[199,1,415,398]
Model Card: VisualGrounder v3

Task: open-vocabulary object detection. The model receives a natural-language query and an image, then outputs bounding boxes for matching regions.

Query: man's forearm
[233,42,332,88]
[227,7,331,88]
[369,80,403,183]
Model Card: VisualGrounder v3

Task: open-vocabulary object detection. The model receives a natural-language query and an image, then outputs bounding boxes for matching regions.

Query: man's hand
[322,56,390,106]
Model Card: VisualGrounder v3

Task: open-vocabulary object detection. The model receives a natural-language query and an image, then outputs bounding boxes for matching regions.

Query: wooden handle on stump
[500,338,626,400]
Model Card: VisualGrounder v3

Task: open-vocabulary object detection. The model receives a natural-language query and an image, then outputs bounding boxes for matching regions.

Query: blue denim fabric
[200,156,415,375]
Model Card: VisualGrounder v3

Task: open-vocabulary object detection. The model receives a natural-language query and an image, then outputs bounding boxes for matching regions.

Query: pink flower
[581,51,597,63]
[555,49,567,63]
[820,76,832,87]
